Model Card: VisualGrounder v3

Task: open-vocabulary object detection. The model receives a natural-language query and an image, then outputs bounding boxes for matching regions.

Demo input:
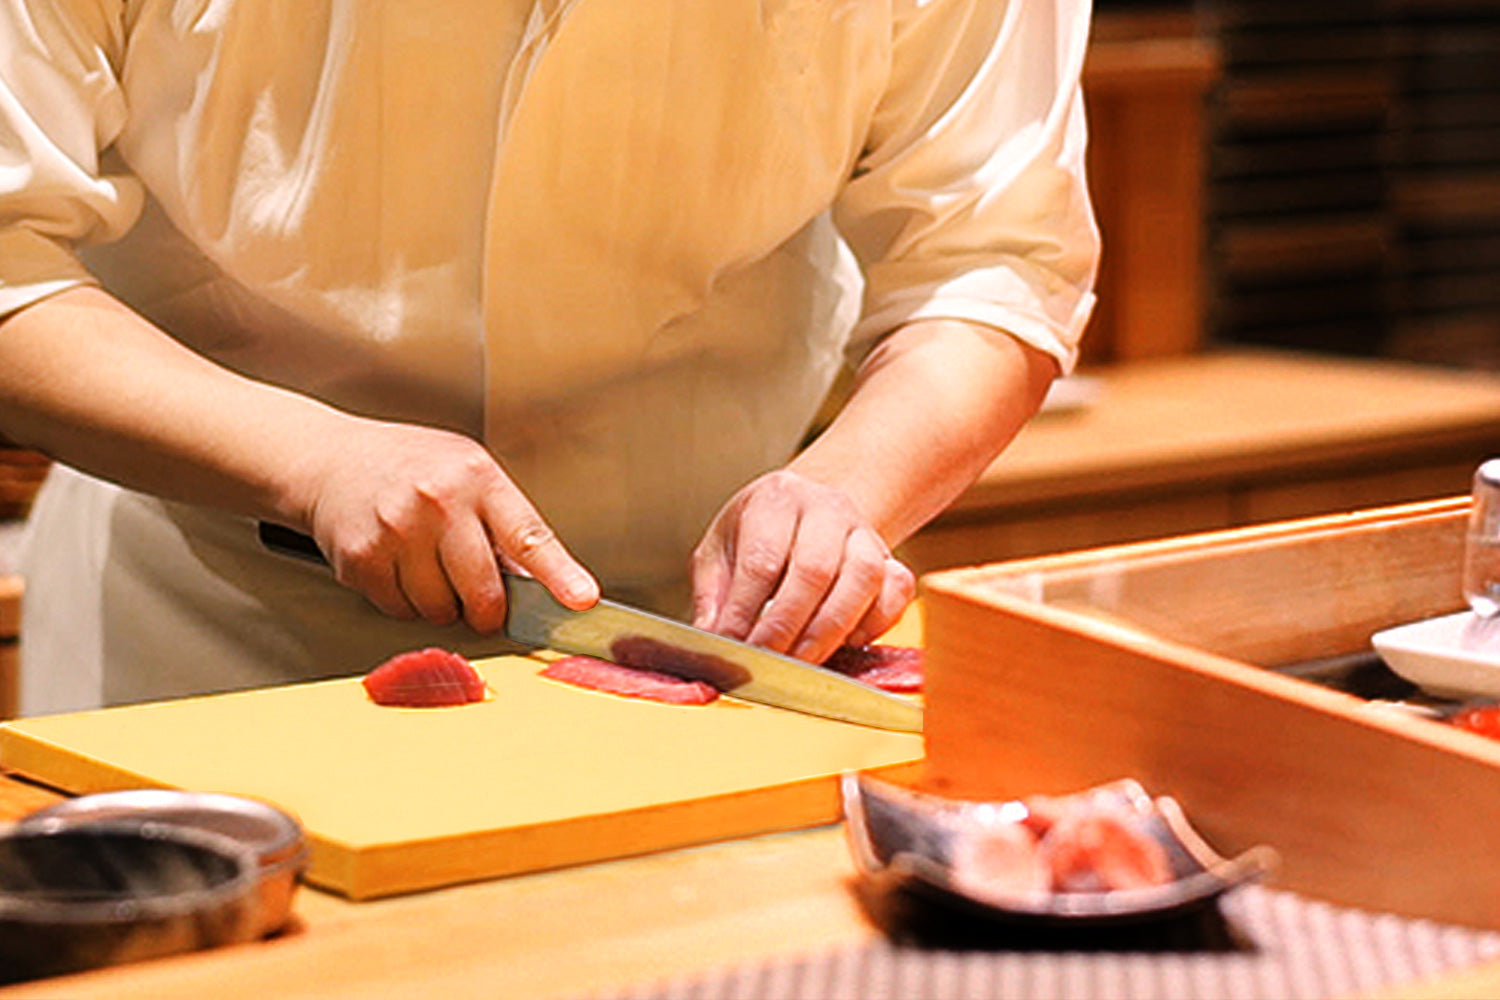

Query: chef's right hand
[290,417,599,631]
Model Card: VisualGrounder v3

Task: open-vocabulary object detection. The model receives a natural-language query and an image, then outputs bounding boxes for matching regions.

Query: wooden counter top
[965,350,1500,510]
[903,350,1500,572]
[6,764,1500,1000]
[0,769,880,1000]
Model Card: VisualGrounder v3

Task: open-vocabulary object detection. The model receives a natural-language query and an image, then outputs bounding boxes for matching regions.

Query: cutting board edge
[3,720,924,901]
[332,756,926,900]
[0,724,173,800]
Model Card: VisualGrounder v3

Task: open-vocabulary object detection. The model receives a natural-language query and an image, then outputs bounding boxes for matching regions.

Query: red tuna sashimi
[362,647,486,707]
[1038,808,1172,893]
[822,644,924,692]
[540,655,719,705]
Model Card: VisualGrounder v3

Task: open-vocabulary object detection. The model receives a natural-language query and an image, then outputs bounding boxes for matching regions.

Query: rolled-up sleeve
[834,0,1099,373]
[0,0,141,318]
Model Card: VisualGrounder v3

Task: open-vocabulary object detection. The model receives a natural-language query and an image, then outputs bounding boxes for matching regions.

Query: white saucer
[1372,611,1500,700]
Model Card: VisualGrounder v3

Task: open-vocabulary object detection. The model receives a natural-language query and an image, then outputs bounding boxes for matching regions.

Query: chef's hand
[690,470,916,664]
[296,418,599,631]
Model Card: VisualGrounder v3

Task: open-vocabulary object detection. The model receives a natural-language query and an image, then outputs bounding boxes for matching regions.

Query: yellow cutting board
[0,643,922,899]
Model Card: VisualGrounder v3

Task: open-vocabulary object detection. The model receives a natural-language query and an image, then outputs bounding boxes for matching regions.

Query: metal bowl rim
[19,789,304,860]
[0,822,260,926]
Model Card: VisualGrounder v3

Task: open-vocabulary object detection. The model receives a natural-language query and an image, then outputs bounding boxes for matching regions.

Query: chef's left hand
[690,470,916,663]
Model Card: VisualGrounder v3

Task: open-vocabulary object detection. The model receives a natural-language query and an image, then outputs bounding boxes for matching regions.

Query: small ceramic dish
[1371,611,1500,700]
[18,790,308,937]
[0,822,261,983]
[842,773,1276,925]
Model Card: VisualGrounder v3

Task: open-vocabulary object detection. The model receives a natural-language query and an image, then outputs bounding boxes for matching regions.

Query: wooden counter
[4,764,1500,1000]
[902,350,1500,573]
[0,769,883,1000]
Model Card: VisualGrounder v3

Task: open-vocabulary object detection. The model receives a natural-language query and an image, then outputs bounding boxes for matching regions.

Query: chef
[0,0,1098,714]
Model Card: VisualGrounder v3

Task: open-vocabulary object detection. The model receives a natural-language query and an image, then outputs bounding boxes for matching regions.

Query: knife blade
[258,523,923,733]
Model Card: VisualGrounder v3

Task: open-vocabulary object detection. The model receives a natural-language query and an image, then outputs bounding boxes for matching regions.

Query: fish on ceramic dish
[841,773,1276,925]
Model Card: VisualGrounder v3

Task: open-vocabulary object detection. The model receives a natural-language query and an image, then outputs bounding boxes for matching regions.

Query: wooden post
[0,576,19,721]
[1081,14,1220,363]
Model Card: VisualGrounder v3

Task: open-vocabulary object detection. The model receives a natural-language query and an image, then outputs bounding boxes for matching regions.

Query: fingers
[340,501,594,628]
[435,521,509,631]
[330,507,489,629]
[777,527,893,663]
[315,425,597,628]
[745,513,877,657]
[690,535,733,631]
[844,557,918,649]
[481,488,599,611]
[690,471,918,662]
[708,487,800,641]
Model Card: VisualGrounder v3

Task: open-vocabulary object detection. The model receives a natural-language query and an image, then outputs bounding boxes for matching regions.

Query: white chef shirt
[2,0,1098,712]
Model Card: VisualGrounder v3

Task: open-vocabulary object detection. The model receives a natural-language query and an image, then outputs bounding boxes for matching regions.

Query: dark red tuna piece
[822,644,924,692]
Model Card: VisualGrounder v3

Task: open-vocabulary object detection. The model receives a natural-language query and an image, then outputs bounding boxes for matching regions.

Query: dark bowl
[19,789,308,937]
[0,823,261,983]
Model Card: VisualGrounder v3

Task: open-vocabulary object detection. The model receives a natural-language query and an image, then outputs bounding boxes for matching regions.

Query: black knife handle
[257,522,328,564]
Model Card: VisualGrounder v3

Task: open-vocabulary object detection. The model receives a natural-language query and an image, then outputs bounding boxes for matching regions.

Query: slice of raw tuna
[362,648,486,707]
[540,655,719,705]
[822,644,924,692]
[1037,807,1173,893]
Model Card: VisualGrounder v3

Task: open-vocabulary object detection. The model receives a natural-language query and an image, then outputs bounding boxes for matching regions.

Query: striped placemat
[588,886,1500,1000]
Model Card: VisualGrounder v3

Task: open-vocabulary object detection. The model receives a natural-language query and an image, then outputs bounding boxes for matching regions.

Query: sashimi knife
[258,522,923,733]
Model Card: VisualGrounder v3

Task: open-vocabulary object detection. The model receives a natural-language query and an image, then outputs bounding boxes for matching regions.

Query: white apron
[3,0,1098,712]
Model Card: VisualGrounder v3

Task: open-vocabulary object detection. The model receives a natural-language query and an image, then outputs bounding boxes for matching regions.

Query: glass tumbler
[1465,458,1500,617]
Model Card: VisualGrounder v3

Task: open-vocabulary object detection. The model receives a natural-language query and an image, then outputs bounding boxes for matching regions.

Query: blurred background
[1086,0,1500,369]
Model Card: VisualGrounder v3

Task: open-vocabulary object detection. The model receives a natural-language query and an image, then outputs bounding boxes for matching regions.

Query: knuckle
[739,547,785,586]
[887,560,917,600]
[690,538,719,573]
[455,443,496,475]
[333,534,391,583]
[714,606,755,640]
[845,547,888,587]
[752,470,802,510]
[787,553,838,593]
[372,499,423,543]
[502,520,559,560]
[893,569,917,603]
[754,615,800,650]
[409,477,449,509]
[763,469,798,493]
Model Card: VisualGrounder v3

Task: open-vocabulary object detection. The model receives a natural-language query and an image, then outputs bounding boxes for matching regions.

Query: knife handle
[258,522,328,564]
